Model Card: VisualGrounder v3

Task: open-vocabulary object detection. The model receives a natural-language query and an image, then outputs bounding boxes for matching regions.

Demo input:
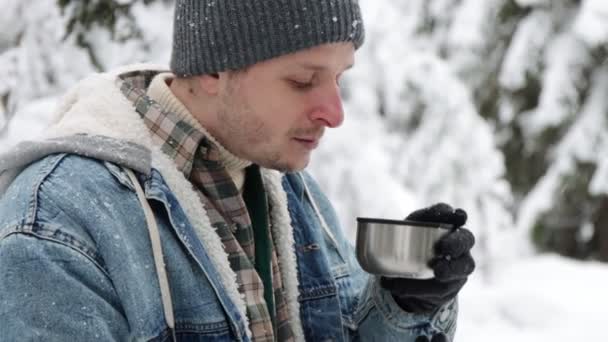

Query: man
[0,0,475,341]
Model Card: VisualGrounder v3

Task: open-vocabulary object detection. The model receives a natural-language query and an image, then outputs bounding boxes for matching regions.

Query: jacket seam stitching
[25,153,70,230]
[3,228,112,279]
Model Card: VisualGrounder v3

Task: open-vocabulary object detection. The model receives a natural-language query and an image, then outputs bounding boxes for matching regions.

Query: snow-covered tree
[0,0,172,144]
[3,0,608,264]
[445,0,608,261]
[0,0,91,137]
[314,0,608,265]
[310,0,516,279]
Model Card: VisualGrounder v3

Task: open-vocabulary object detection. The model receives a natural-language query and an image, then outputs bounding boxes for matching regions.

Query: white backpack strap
[125,168,177,342]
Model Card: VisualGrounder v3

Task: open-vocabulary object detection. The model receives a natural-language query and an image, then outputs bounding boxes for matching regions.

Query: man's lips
[293,136,320,149]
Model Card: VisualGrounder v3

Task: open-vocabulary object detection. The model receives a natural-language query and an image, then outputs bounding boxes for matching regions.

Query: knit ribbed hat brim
[170,0,365,77]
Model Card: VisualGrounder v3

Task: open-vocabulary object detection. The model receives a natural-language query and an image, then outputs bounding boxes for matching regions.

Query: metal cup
[355,217,452,279]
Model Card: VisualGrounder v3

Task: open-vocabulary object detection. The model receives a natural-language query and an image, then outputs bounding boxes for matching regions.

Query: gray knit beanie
[170,0,365,77]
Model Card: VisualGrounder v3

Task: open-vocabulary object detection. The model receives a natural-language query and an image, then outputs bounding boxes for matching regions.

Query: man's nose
[309,83,344,128]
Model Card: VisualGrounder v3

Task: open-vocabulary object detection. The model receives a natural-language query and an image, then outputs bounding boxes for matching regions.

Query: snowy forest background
[1,0,607,340]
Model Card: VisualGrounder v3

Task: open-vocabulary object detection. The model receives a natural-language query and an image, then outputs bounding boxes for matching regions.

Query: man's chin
[262,157,309,173]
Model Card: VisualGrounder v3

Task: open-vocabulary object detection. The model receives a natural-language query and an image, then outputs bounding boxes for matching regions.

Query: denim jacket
[0,67,457,341]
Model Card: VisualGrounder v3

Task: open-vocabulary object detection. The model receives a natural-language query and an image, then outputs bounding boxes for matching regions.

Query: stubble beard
[216,79,322,172]
[216,94,295,171]
[216,105,319,172]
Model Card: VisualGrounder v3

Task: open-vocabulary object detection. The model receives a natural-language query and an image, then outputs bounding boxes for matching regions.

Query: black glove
[381,203,475,314]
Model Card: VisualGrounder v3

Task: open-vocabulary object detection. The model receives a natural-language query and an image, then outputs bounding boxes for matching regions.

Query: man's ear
[198,73,220,96]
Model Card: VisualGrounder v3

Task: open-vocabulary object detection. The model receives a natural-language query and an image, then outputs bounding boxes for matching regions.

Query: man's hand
[380,203,476,313]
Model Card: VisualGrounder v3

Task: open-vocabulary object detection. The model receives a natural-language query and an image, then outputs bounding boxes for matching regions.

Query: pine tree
[0,0,172,141]
[0,0,89,138]
[57,0,169,69]
[3,0,608,263]
[440,0,608,261]
[317,0,608,263]
[310,0,516,280]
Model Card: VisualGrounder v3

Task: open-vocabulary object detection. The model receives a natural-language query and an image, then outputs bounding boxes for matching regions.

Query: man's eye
[290,80,313,90]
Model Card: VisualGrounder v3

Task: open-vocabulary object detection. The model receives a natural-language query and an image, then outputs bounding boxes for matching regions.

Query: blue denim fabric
[284,173,457,341]
[0,153,457,341]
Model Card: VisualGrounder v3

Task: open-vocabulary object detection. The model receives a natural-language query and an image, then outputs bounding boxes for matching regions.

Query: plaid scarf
[118,71,294,341]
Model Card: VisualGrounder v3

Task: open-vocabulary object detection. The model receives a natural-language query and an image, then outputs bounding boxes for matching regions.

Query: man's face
[213,42,355,172]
